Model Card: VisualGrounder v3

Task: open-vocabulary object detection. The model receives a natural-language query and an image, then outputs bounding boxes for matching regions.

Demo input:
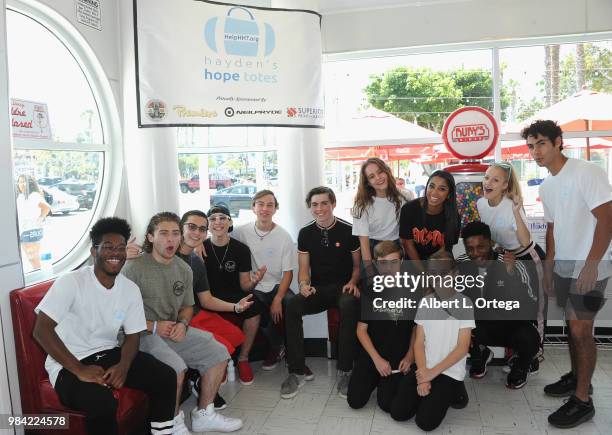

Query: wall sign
[76,0,102,31]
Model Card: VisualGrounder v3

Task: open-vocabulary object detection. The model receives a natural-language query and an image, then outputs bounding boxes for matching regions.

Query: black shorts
[554,273,608,316]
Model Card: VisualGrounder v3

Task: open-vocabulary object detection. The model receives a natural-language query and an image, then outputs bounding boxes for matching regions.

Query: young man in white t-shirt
[524,120,612,429]
[33,217,176,435]
[232,190,296,371]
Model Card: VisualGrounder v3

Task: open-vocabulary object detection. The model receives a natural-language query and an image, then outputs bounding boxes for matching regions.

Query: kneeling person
[33,217,176,435]
[122,212,242,433]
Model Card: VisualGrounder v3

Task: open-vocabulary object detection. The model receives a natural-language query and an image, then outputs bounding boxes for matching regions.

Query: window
[8,3,121,281]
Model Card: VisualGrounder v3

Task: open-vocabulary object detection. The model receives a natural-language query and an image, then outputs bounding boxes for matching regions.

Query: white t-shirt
[477,196,528,251]
[35,266,146,386]
[16,192,44,234]
[232,222,297,293]
[415,294,475,381]
[539,158,612,279]
[352,196,405,240]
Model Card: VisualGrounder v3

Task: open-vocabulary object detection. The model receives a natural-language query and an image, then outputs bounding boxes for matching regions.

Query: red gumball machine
[441,107,500,230]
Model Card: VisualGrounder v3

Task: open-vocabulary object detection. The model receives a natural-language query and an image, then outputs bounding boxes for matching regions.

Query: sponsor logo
[286,107,324,119]
[204,6,275,58]
[451,124,490,143]
[224,106,282,117]
[145,99,167,121]
[173,105,218,118]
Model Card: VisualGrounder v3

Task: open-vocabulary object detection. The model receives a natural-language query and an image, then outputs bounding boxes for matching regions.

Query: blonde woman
[352,158,408,261]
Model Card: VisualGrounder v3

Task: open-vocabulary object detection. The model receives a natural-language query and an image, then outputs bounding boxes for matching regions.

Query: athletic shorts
[20,228,43,243]
[554,273,608,317]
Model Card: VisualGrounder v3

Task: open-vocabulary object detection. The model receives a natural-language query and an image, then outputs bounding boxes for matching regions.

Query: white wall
[322,0,612,54]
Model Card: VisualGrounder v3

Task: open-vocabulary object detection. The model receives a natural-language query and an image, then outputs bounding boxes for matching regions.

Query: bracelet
[152,321,157,335]
[178,319,189,331]
[299,280,310,291]
[234,302,241,313]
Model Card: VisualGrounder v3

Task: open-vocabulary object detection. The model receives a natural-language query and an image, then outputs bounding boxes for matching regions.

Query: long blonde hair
[490,163,524,206]
[352,158,406,219]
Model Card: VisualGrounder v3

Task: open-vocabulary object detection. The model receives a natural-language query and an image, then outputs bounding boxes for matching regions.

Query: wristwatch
[178,319,189,331]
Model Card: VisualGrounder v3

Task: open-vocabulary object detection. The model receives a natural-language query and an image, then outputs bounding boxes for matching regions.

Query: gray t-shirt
[122,253,194,321]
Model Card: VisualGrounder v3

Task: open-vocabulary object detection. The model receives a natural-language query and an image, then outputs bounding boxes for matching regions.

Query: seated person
[122,212,243,433]
[203,205,267,385]
[127,210,254,408]
[33,217,176,435]
[347,241,415,412]
[457,221,540,389]
[233,190,296,370]
[390,250,474,431]
[283,186,361,399]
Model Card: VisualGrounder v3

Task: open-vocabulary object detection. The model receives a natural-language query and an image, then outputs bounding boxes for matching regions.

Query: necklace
[253,223,274,240]
[211,240,230,271]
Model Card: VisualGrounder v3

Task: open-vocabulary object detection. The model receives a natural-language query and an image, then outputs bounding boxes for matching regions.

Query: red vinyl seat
[10,280,149,435]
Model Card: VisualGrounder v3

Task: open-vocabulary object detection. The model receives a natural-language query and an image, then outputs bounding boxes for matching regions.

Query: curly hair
[89,217,131,247]
[521,120,564,151]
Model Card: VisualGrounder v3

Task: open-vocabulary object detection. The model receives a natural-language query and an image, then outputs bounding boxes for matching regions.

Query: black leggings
[54,347,176,435]
[390,371,461,431]
[347,351,402,412]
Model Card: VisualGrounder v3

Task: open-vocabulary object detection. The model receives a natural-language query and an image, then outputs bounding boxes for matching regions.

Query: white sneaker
[172,410,192,435]
[191,404,243,433]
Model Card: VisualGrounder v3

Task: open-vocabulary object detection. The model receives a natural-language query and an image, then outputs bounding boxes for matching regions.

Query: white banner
[134,0,324,128]
[10,98,52,140]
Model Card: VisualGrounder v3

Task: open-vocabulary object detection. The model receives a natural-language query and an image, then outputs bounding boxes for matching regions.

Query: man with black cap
[204,205,267,385]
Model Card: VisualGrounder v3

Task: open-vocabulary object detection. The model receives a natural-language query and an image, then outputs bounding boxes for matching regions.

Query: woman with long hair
[16,174,50,270]
[477,162,546,367]
[352,158,409,261]
[399,170,460,265]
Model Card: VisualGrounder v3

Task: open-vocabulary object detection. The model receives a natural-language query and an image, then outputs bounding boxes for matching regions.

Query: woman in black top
[399,170,460,265]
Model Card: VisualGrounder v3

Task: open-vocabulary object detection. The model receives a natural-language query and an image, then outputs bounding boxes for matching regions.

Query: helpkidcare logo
[202,6,279,85]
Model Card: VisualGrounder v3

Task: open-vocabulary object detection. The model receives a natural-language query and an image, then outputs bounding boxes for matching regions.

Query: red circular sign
[442,106,499,159]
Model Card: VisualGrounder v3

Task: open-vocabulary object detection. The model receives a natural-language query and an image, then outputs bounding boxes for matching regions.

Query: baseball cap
[207,205,233,233]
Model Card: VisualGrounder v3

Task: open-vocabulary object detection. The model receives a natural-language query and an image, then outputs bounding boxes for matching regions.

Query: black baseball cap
[207,205,233,233]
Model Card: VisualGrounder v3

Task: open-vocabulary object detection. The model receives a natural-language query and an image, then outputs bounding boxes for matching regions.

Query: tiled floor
[180,347,612,434]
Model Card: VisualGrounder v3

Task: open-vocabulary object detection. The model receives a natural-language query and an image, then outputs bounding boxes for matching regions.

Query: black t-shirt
[176,251,210,310]
[399,198,460,260]
[297,218,360,286]
[204,238,251,303]
[360,317,414,366]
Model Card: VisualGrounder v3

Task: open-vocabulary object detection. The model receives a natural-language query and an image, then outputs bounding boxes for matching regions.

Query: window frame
[8,0,123,283]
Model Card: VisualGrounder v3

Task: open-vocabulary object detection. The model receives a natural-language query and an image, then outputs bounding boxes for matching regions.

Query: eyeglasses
[209,215,229,223]
[321,229,329,247]
[184,222,208,233]
[95,243,127,253]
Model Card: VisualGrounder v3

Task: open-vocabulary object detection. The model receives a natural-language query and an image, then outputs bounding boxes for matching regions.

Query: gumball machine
[444,163,489,230]
[441,107,499,230]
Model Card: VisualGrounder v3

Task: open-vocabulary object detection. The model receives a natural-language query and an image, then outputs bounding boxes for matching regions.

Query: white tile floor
[180,347,612,434]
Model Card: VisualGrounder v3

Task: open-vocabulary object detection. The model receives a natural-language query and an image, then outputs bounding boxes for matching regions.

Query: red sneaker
[237,360,254,385]
[304,365,315,381]
[262,347,285,371]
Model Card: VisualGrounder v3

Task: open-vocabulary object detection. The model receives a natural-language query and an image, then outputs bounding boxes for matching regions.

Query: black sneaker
[450,381,469,409]
[529,357,539,375]
[191,378,227,411]
[548,395,595,428]
[544,372,593,397]
[214,393,227,411]
[470,347,493,379]
[506,364,528,389]
[503,354,540,375]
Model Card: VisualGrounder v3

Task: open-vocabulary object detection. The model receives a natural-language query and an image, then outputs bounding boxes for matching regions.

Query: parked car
[42,187,80,215]
[210,184,257,216]
[52,180,97,209]
[179,174,235,193]
[37,176,63,186]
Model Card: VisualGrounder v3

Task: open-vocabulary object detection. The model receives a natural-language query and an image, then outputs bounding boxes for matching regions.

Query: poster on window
[134,0,324,128]
[10,99,52,140]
